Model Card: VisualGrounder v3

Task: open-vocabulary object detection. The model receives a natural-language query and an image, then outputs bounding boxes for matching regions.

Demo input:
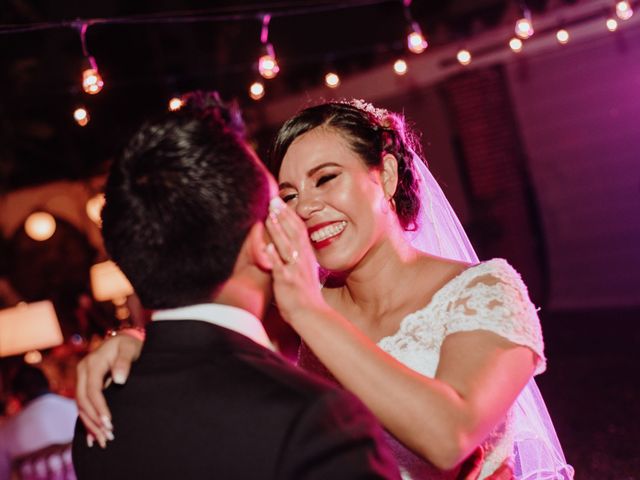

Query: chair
[11,443,76,480]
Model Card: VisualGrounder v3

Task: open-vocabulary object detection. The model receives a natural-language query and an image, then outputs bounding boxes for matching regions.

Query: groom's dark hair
[101,91,270,309]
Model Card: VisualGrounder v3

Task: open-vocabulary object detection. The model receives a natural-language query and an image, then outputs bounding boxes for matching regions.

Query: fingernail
[269,196,284,213]
[266,243,275,255]
[101,415,113,431]
[86,434,94,448]
[113,371,127,385]
[105,430,115,441]
[97,435,107,449]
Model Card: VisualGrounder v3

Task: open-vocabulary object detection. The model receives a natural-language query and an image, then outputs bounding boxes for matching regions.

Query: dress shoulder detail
[444,258,546,374]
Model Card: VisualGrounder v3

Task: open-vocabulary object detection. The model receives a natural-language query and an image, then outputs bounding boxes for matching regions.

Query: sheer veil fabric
[408,152,574,479]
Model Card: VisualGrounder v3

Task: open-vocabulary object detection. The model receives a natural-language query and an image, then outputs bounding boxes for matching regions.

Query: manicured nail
[269,196,284,213]
[97,435,107,449]
[113,371,127,385]
[86,434,95,448]
[266,243,275,255]
[105,430,115,441]
[101,415,113,431]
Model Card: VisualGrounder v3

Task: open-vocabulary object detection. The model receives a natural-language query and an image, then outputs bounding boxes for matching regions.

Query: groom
[71,92,399,479]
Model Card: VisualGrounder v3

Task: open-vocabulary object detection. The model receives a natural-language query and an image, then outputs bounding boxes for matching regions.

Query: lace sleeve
[445,259,546,375]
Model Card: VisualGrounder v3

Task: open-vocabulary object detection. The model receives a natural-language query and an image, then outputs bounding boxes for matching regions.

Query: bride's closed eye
[281,192,296,203]
[316,173,339,187]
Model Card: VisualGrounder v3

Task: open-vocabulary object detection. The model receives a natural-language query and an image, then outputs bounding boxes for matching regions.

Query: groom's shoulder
[235,346,359,406]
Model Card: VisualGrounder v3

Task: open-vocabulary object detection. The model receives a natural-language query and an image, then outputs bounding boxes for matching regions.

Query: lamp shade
[90,260,134,302]
[0,301,64,357]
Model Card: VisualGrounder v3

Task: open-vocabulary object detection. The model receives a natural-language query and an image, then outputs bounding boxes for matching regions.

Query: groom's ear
[247,221,273,271]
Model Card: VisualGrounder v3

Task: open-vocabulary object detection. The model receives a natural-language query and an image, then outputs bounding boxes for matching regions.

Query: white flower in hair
[346,99,388,121]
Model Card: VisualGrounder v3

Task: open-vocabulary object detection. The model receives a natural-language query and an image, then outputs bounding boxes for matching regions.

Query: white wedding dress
[299,258,573,479]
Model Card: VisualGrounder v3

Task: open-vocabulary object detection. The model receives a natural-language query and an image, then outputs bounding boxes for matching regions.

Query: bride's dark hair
[269,100,423,231]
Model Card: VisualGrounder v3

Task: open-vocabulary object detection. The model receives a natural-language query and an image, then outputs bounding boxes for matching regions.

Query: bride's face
[278,127,389,272]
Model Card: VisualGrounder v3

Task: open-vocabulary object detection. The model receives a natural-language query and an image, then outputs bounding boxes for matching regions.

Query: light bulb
[515,17,534,39]
[82,68,104,95]
[606,17,619,31]
[73,107,89,127]
[407,21,427,54]
[509,37,524,52]
[168,97,184,111]
[258,44,280,79]
[249,81,265,100]
[24,350,43,364]
[456,49,472,66]
[86,193,105,225]
[556,29,570,44]
[25,212,56,241]
[393,59,408,75]
[324,72,340,88]
[616,1,633,20]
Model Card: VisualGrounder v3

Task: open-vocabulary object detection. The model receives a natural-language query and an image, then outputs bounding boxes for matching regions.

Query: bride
[76,100,574,479]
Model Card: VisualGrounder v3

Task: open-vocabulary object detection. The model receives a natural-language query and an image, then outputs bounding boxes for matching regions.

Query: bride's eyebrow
[278,162,341,189]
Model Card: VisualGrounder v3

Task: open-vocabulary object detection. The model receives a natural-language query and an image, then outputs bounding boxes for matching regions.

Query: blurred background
[1,0,639,477]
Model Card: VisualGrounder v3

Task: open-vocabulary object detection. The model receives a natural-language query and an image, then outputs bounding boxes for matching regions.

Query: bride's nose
[295,192,323,220]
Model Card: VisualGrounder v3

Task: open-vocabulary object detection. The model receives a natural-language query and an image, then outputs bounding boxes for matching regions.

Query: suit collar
[151,303,273,350]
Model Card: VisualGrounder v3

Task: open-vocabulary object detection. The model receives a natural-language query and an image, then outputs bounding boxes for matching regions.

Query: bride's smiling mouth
[308,221,347,248]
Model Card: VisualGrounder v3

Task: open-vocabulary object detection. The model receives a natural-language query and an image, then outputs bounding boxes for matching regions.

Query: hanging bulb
[509,37,524,52]
[81,57,104,95]
[258,43,280,79]
[25,212,56,241]
[324,72,340,88]
[82,68,104,94]
[556,29,570,44]
[615,1,633,20]
[456,49,472,66]
[249,81,265,100]
[515,9,534,39]
[606,17,619,31]
[393,59,408,75]
[407,22,428,54]
[74,107,90,127]
[168,97,184,111]
[77,24,104,94]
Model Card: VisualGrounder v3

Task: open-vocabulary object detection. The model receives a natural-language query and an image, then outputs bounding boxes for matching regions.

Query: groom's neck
[210,271,271,321]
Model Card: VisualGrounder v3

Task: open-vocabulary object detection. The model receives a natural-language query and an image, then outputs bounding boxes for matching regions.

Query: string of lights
[1,0,637,127]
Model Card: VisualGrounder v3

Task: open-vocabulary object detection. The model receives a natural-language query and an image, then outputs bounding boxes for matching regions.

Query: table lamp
[90,260,134,321]
[0,300,63,358]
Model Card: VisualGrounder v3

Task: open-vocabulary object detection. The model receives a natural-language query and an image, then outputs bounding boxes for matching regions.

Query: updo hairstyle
[269,100,424,230]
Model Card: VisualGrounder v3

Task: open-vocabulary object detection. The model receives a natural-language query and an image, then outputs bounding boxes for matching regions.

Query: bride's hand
[76,331,144,448]
[265,198,327,323]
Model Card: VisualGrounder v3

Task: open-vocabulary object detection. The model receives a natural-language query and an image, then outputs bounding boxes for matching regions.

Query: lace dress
[298,258,547,479]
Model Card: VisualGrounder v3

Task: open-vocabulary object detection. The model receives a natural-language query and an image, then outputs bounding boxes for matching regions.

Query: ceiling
[0,0,566,195]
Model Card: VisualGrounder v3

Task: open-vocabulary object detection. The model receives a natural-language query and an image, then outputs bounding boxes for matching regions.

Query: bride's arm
[265,207,537,470]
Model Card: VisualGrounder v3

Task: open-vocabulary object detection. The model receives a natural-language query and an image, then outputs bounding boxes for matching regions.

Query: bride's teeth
[310,222,347,242]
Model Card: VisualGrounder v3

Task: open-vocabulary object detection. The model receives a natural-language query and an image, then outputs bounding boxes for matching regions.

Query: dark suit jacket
[72,320,400,479]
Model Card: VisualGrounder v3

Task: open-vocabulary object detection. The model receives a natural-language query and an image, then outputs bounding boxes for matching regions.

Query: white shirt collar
[151,303,274,350]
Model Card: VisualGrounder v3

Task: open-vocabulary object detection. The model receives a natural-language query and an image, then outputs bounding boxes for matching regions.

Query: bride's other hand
[76,332,144,447]
[265,198,327,322]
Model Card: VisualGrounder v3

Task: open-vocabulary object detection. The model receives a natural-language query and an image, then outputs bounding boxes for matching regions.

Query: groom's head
[101,91,271,309]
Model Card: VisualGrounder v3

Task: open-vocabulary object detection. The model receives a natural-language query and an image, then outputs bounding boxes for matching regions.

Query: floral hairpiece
[344,99,389,122]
